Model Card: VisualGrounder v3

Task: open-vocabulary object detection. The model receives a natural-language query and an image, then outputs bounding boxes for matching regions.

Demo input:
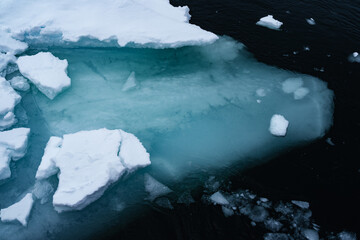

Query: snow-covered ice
[35,128,150,212]
[9,76,30,92]
[0,30,28,55]
[0,193,34,226]
[0,128,30,180]
[210,191,229,205]
[0,77,21,130]
[144,174,172,201]
[0,0,218,48]
[294,87,310,100]
[17,52,71,99]
[269,114,289,136]
[256,15,283,30]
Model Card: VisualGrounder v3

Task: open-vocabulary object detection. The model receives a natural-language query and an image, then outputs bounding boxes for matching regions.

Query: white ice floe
[0,193,34,226]
[0,128,30,180]
[256,15,283,30]
[291,200,310,209]
[35,128,150,212]
[0,77,21,130]
[306,18,316,25]
[210,191,229,205]
[302,229,319,240]
[144,174,172,201]
[269,114,289,137]
[0,30,28,55]
[9,76,30,92]
[17,52,71,99]
[0,0,218,48]
[348,52,360,63]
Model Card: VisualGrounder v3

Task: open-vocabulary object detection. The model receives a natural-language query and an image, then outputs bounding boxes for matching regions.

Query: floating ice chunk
[0,193,34,226]
[210,191,229,205]
[294,87,310,100]
[349,52,360,63]
[282,78,304,93]
[35,128,150,212]
[222,206,234,217]
[122,72,137,92]
[256,15,283,30]
[269,114,289,137]
[0,128,30,180]
[17,52,71,99]
[248,205,269,222]
[144,174,172,201]
[306,18,316,25]
[326,137,335,146]
[9,76,30,91]
[302,229,319,240]
[0,30,28,55]
[304,46,310,51]
[291,200,309,209]
[32,180,54,204]
[0,0,217,48]
[256,88,267,97]
[0,77,21,130]
[338,231,357,240]
[0,52,16,76]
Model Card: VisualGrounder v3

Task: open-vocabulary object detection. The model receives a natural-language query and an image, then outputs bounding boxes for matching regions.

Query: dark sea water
[92,0,360,239]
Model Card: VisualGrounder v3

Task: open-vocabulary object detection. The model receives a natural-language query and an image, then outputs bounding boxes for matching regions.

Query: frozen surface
[0,128,30,180]
[0,0,217,48]
[35,128,150,212]
[269,114,289,137]
[256,15,283,30]
[0,193,34,226]
[17,52,71,99]
[0,53,16,75]
[144,174,172,201]
[0,77,21,130]
[9,76,30,92]
[0,30,28,55]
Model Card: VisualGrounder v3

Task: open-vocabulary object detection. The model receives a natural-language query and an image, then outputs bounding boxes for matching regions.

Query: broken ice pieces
[0,77,21,130]
[256,15,283,30]
[0,128,30,180]
[0,193,34,226]
[35,128,150,212]
[17,52,71,99]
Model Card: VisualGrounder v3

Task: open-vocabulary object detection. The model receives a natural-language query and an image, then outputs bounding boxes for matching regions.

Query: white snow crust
[0,0,218,48]
[0,77,21,130]
[256,15,283,30]
[269,114,289,137]
[17,52,71,99]
[0,193,34,226]
[35,128,150,212]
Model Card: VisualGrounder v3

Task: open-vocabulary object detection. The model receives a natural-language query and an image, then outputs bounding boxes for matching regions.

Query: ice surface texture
[0,0,217,48]
[0,77,21,130]
[36,129,150,212]
[17,52,71,99]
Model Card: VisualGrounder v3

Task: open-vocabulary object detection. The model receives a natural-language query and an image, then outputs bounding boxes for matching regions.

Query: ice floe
[0,30,28,55]
[210,191,229,205]
[0,128,30,180]
[0,193,34,226]
[0,0,218,48]
[269,114,289,137]
[35,128,150,212]
[256,15,283,30]
[306,18,316,25]
[17,52,71,99]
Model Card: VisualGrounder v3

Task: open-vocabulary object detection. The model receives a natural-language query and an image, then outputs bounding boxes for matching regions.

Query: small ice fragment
[302,229,319,240]
[122,72,137,92]
[210,191,229,205]
[349,52,360,63]
[269,114,289,137]
[304,46,310,51]
[145,174,172,201]
[306,18,316,25]
[250,221,256,226]
[248,205,268,222]
[0,193,34,226]
[32,180,54,204]
[353,52,359,57]
[155,197,174,209]
[294,87,310,100]
[256,88,266,97]
[260,197,269,202]
[256,15,283,30]
[264,233,292,240]
[264,218,283,232]
[9,76,30,91]
[222,206,234,217]
[282,78,303,93]
[291,200,310,209]
[326,138,335,146]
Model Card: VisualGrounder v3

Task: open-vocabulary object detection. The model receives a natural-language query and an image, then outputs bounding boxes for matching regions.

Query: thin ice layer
[0,0,218,48]
[0,128,30,180]
[0,193,34,226]
[35,128,150,212]
[17,52,71,99]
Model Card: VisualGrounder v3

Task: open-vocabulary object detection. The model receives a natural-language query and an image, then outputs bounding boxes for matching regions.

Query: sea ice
[17,52,71,99]
[0,30,28,55]
[291,200,309,209]
[0,0,217,48]
[256,15,283,30]
[0,77,21,130]
[35,128,150,212]
[302,229,319,240]
[9,76,30,92]
[348,52,360,63]
[306,18,316,25]
[144,174,172,201]
[0,128,30,180]
[210,191,229,205]
[269,114,289,137]
[0,193,34,226]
